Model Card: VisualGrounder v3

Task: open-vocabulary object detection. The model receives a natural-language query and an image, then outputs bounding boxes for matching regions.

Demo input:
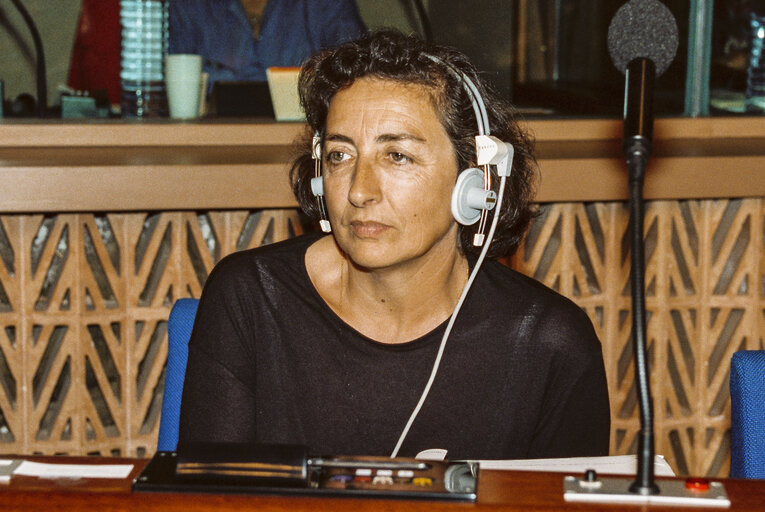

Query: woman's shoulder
[205,232,324,287]
[480,260,598,346]
[482,260,580,309]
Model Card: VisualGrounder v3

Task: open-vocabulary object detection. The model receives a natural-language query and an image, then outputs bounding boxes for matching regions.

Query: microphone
[609,0,678,497]
[607,0,678,163]
[563,3,730,507]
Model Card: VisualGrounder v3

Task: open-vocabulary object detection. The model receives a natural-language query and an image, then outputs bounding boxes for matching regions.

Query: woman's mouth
[350,221,390,237]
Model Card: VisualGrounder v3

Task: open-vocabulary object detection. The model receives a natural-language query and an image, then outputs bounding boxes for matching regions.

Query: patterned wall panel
[511,199,765,477]
[0,216,19,448]
[0,200,763,478]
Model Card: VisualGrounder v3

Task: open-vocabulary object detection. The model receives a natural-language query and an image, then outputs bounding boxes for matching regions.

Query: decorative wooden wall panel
[0,200,763,478]
[510,199,765,478]
[0,210,305,458]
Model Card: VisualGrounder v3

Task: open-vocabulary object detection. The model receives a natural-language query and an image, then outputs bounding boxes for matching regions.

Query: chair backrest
[730,350,765,479]
[157,298,200,451]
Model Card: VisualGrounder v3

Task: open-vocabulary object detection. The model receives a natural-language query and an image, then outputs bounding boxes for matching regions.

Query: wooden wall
[1,199,762,477]
[512,199,764,477]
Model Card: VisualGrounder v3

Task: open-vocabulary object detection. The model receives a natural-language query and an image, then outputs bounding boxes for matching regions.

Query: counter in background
[1,117,764,213]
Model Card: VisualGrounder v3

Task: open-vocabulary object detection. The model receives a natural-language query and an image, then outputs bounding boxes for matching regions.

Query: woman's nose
[347,156,381,207]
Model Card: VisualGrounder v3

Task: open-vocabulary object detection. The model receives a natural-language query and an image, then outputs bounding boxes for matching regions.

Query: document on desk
[479,455,675,477]
[1,459,22,482]
[12,460,134,479]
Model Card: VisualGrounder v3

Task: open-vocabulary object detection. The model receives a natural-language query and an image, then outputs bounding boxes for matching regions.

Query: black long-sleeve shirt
[178,233,610,459]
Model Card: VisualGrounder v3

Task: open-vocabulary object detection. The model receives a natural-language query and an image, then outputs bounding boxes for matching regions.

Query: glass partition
[710,0,765,115]
[508,0,690,117]
[0,0,763,119]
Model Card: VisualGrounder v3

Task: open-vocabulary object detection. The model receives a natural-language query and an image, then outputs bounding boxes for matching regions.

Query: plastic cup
[266,67,304,121]
[165,54,203,119]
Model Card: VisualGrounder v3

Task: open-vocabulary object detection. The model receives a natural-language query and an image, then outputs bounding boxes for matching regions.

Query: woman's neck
[306,236,469,344]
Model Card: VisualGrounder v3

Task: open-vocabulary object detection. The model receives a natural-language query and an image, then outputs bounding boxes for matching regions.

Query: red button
[685,478,710,492]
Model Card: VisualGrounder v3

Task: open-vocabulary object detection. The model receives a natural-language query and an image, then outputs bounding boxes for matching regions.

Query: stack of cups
[746,12,765,113]
[120,0,168,117]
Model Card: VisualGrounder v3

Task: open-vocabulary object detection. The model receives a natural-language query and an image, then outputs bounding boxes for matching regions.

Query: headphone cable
[390,171,508,458]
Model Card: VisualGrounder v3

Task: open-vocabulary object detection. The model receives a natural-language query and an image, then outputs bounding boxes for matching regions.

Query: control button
[354,475,372,483]
[331,474,353,483]
[413,477,433,487]
[372,475,394,485]
[685,478,711,492]
[578,468,602,489]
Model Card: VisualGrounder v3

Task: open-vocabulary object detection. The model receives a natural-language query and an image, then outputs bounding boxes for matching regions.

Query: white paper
[13,461,134,479]
[415,448,448,461]
[479,454,675,477]
[0,459,22,483]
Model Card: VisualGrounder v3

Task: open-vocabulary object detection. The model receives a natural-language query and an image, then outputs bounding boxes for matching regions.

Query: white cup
[165,54,203,119]
[266,67,304,121]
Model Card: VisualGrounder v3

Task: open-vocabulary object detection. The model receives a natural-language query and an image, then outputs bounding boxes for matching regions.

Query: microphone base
[563,474,730,508]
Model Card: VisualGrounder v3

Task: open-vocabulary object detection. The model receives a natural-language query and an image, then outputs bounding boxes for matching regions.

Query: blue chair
[157,298,200,451]
[730,350,765,479]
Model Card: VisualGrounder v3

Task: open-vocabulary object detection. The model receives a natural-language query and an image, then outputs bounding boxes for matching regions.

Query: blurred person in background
[169,0,367,91]
[67,0,366,106]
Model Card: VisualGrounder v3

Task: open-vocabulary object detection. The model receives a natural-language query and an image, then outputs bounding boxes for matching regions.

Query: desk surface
[1,456,764,511]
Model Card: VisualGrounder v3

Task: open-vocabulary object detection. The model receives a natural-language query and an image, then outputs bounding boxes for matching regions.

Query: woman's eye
[327,151,349,163]
[389,152,410,164]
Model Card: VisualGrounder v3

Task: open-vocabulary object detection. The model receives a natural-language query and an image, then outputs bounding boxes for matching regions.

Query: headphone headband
[422,53,489,136]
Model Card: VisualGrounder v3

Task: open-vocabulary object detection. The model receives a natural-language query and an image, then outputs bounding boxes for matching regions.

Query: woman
[178,30,610,460]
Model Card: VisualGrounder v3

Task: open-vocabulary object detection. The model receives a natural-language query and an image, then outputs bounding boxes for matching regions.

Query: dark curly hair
[290,29,537,259]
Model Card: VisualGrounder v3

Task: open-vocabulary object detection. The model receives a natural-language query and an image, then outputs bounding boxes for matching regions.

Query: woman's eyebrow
[325,134,354,144]
[325,133,427,144]
[375,133,427,144]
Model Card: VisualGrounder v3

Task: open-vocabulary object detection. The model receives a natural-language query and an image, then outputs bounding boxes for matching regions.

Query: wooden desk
[2,456,764,511]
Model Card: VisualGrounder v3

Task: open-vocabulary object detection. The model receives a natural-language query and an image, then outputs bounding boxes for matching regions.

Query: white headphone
[310,56,513,246]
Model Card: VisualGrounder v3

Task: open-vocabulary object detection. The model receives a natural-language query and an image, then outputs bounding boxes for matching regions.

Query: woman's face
[322,77,460,271]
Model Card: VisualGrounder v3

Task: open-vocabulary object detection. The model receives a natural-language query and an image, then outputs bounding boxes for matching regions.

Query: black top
[178,233,610,459]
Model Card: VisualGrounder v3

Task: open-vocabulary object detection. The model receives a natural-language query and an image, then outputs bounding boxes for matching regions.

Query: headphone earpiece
[310,175,324,197]
[451,168,497,225]
[311,134,331,233]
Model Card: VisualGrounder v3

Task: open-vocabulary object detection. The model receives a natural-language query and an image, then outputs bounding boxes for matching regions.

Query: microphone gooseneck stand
[626,140,658,496]
[623,57,660,497]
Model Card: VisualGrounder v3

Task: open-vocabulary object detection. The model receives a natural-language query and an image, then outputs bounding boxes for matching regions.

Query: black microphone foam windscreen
[607,0,679,77]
